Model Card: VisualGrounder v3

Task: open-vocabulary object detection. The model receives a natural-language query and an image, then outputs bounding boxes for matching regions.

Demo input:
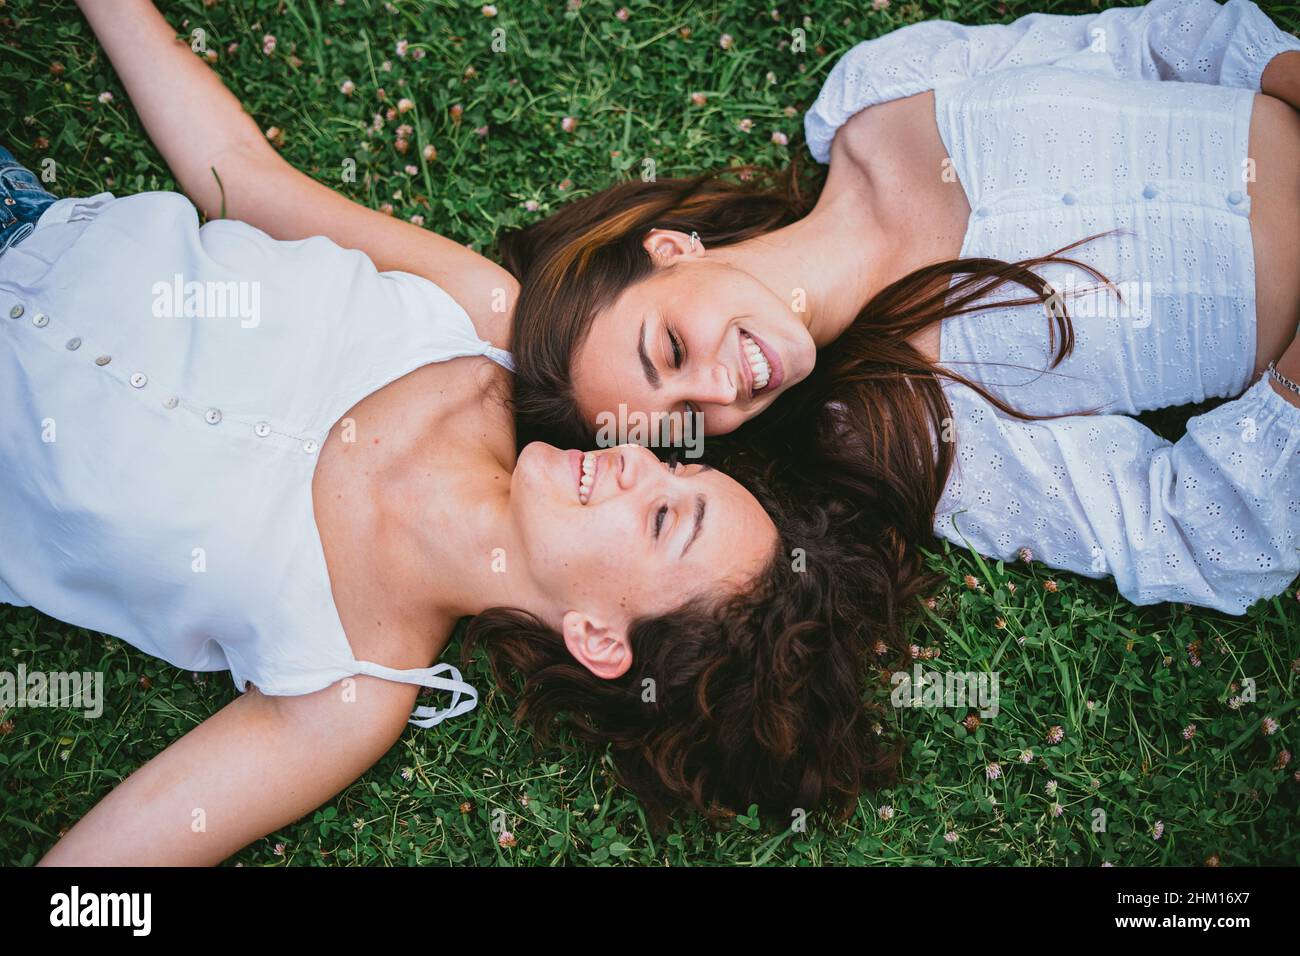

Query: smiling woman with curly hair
[466,462,914,826]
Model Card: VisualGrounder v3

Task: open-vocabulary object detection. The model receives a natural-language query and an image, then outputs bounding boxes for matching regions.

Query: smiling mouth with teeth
[578,451,597,504]
[741,330,771,394]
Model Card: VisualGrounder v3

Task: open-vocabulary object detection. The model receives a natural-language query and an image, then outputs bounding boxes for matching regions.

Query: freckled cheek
[596,527,653,592]
[698,298,731,342]
[558,513,630,583]
[564,554,645,609]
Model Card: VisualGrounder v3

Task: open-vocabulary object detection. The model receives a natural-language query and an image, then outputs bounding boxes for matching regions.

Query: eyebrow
[681,494,706,557]
[637,319,662,390]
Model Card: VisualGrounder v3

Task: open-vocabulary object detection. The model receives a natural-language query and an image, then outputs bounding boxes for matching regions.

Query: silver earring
[689,231,700,251]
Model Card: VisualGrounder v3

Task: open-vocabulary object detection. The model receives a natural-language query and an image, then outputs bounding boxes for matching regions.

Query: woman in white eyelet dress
[802,0,1300,613]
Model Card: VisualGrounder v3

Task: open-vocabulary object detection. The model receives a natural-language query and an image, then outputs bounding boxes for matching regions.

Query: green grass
[1,0,1298,866]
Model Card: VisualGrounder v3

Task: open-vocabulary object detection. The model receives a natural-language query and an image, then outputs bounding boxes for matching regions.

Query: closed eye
[668,328,684,368]
[653,504,669,538]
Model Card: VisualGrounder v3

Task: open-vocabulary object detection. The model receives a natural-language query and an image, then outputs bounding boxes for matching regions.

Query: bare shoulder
[434,254,518,351]
[828,91,962,227]
[832,91,940,175]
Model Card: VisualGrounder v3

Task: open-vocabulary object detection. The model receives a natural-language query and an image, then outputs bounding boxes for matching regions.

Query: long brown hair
[499,165,819,448]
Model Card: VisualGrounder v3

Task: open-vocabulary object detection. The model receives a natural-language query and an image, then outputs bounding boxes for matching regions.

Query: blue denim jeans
[0,146,58,256]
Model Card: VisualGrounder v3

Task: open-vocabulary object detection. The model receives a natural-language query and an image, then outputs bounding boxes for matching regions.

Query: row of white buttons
[8,301,320,453]
[971,185,1247,218]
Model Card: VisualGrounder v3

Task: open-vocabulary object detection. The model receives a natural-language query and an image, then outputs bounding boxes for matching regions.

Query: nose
[686,360,738,407]
[613,443,663,492]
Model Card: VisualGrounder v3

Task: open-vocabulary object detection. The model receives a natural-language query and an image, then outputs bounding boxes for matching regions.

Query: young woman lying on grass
[504,0,1300,618]
[9,0,902,865]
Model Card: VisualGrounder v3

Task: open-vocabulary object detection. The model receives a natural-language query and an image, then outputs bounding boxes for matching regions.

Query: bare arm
[1262,51,1300,111]
[73,0,515,347]
[37,676,419,866]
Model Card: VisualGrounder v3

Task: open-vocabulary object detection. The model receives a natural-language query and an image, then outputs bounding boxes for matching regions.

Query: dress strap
[352,659,479,728]
[477,341,515,373]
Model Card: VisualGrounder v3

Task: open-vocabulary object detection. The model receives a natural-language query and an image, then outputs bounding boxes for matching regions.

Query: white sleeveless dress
[806,0,1300,613]
[0,190,514,726]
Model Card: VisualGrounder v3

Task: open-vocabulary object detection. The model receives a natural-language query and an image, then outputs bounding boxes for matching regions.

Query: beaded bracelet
[1266,360,1300,397]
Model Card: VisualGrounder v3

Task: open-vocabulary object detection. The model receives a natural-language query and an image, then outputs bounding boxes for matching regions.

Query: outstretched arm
[37,676,419,866]
[806,0,1300,163]
[73,0,514,347]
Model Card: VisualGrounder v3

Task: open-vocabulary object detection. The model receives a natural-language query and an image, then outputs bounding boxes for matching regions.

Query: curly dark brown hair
[463,459,913,827]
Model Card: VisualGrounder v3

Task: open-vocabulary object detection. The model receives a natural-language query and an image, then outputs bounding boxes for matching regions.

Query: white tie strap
[353,659,480,728]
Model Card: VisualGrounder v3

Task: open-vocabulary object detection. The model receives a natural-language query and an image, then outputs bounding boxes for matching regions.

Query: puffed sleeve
[805,0,1300,162]
[932,375,1300,615]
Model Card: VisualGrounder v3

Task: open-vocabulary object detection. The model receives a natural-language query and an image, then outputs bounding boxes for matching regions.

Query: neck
[711,185,889,348]
[384,450,552,624]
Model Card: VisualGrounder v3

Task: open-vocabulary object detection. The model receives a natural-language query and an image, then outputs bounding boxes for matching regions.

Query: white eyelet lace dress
[806,0,1300,613]
[0,190,515,725]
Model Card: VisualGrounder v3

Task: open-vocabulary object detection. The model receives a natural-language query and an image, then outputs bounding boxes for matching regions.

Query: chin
[790,340,818,387]
[514,441,582,510]
[509,442,553,544]
[707,410,749,437]
[517,439,554,465]
[513,440,556,491]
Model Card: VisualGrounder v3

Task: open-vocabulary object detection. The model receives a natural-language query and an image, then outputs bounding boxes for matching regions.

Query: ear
[561,610,632,680]
[642,228,702,265]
